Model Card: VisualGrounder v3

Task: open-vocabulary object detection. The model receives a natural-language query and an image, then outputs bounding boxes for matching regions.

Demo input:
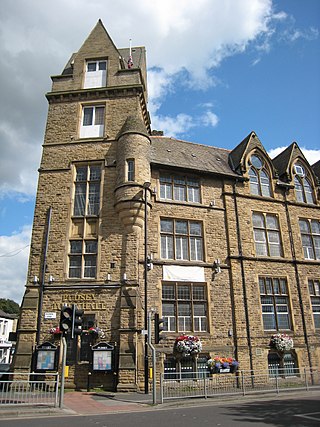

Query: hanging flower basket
[173,335,202,357]
[269,333,293,352]
[49,327,61,336]
[207,357,239,373]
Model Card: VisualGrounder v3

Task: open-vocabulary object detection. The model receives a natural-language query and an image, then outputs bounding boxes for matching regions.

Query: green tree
[0,298,20,314]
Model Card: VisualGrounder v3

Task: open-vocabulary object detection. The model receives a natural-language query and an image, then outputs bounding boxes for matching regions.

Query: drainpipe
[222,184,238,361]
[284,191,312,369]
[233,181,254,373]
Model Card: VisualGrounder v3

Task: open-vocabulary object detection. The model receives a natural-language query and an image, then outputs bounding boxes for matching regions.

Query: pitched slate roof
[0,309,18,319]
[271,143,296,179]
[150,136,240,178]
[272,142,312,181]
[228,132,252,172]
[229,131,273,175]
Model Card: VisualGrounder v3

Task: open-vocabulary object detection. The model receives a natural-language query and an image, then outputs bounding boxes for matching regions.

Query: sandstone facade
[13,20,320,391]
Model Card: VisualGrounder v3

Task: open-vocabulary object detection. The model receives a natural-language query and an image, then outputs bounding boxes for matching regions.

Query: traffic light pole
[59,336,67,408]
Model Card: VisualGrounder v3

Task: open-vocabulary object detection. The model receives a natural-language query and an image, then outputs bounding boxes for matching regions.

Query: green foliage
[0,298,20,314]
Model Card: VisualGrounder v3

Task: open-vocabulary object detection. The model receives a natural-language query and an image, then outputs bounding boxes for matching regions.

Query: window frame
[252,212,283,257]
[160,218,204,261]
[69,239,98,279]
[162,282,208,333]
[79,104,105,138]
[259,276,292,331]
[308,279,320,329]
[126,159,135,182]
[299,218,320,260]
[68,164,102,279]
[73,164,102,217]
[268,351,298,378]
[159,173,201,203]
[248,154,272,197]
[83,59,107,89]
[293,163,314,204]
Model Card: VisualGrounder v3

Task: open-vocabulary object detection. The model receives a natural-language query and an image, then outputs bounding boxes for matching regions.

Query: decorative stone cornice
[45,84,144,103]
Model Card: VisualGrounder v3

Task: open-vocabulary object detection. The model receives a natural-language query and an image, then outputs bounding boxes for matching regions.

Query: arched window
[293,163,314,204]
[248,154,272,197]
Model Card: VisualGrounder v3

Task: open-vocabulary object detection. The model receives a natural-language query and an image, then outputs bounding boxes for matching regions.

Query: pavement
[1,389,320,419]
[0,390,156,418]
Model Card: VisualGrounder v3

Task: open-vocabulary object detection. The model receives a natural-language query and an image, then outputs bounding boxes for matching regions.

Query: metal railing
[160,368,320,403]
[0,372,59,407]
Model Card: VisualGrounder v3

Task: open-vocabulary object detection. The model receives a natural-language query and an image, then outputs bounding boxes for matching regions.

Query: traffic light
[154,313,164,344]
[60,305,73,335]
[72,304,84,338]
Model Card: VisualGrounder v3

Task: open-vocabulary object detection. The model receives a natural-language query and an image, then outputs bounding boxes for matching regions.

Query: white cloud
[1,0,318,196]
[268,147,320,165]
[0,0,294,195]
[0,225,31,304]
[283,27,319,43]
[201,111,219,127]
[152,109,219,138]
[152,113,195,137]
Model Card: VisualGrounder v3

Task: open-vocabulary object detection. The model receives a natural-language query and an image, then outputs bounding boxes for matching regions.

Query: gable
[229,131,275,177]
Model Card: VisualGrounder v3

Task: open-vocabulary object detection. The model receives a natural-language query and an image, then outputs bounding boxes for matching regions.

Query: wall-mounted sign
[44,312,57,319]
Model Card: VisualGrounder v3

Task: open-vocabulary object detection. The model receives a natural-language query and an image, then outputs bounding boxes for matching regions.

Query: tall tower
[13,20,151,390]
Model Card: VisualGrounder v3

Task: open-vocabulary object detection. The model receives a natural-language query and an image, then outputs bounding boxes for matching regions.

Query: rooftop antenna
[128,38,133,69]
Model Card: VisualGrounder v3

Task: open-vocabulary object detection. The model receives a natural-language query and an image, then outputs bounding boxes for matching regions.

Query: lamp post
[143,181,151,394]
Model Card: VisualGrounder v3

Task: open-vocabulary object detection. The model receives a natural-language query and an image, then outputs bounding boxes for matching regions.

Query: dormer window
[248,154,272,197]
[293,163,314,204]
[83,60,107,88]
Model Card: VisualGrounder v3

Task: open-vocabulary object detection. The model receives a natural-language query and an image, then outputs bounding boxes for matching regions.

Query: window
[69,165,101,279]
[83,60,107,88]
[299,219,320,260]
[127,159,135,182]
[3,321,7,336]
[293,163,314,204]
[259,277,291,330]
[160,219,203,261]
[164,356,210,379]
[80,105,105,138]
[74,165,101,217]
[162,282,207,332]
[252,212,282,257]
[268,352,280,378]
[308,279,320,329]
[248,154,272,197]
[160,174,200,203]
[69,240,97,278]
[268,352,297,378]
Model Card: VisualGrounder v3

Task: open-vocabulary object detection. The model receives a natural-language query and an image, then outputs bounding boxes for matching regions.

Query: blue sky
[0,0,319,303]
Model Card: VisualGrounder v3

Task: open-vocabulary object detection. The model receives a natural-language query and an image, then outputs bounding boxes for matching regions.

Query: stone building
[13,20,320,391]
